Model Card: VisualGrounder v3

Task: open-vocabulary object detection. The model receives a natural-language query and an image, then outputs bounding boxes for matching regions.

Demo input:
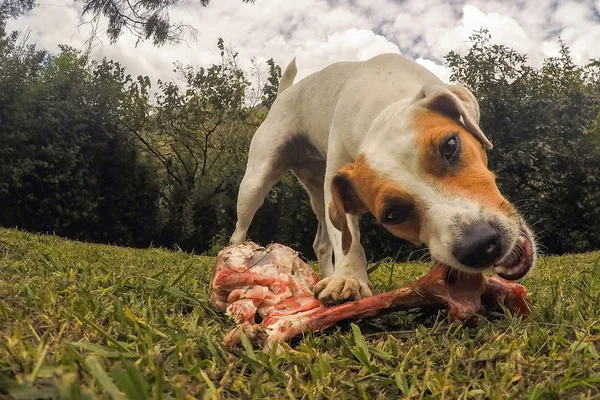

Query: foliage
[259,58,282,109]
[2,24,600,260]
[77,0,256,46]
[1,228,600,398]
[0,30,161,247]
[445,29,600,254]
[0,0,35,19]
[118,39,283,253]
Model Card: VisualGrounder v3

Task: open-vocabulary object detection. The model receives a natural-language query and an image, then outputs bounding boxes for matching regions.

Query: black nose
[452,222,502,269]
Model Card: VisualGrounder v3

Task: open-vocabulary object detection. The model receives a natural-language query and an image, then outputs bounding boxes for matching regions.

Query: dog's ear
[414,83,492,149]
[446,85,481,125]
[328,164,368,255]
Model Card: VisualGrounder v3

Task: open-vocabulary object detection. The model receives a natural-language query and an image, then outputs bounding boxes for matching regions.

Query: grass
[0,228,599,399]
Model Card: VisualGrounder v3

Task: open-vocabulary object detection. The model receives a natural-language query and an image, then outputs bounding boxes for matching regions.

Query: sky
[6,0,600,86]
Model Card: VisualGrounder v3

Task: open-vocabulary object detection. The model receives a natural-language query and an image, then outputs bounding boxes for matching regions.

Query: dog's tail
[276,57,297,97]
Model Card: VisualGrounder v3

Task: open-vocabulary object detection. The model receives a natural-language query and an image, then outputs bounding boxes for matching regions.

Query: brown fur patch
[413,109,514,216]
[329,155,423,250]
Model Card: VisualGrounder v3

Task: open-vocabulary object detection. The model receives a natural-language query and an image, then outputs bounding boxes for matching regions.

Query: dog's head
[328,83,536,280]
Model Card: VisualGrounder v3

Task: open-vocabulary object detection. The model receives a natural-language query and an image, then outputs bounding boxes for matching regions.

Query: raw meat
[210,242,531,350]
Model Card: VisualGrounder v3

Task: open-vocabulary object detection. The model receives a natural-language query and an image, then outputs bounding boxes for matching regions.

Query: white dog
[230,53,536,305]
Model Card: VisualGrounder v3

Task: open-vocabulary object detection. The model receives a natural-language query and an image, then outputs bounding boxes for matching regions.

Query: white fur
[230,53,515,304]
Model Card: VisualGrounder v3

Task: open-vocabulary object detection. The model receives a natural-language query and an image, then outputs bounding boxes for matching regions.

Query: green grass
[0,228,600,399]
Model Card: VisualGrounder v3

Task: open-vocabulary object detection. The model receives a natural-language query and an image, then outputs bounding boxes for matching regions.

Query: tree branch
[169,144,193,184]
[121,121,183,187]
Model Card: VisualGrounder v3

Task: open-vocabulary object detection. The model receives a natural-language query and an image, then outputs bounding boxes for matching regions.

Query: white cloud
[416,58,452,83]
[383,0,463,59]
[456,4,552,67]
[283,28,401,81]
[5,0,600,89]
[541,40,562,59]
[549,0,600,65]
[7,2,88,51]
[460,5,530,51]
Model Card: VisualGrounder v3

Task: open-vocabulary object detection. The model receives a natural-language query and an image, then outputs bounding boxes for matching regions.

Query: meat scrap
[209,242,531,350]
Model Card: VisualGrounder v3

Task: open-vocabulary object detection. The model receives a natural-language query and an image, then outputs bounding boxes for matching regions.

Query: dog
[230,53,536,306]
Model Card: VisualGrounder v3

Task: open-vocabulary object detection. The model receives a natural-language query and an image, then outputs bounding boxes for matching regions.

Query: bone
[210,243,531,350]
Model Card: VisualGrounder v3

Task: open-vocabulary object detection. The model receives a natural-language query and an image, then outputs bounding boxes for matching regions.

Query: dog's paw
[313,276,373,306]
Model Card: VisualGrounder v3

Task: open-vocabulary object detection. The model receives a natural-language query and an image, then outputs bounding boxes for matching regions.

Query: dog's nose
[452,222,502,269]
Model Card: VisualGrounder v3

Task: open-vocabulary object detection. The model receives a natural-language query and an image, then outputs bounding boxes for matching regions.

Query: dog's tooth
[493,266,506,273]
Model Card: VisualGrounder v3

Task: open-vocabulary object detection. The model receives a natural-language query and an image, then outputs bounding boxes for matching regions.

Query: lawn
[0,228,599,399]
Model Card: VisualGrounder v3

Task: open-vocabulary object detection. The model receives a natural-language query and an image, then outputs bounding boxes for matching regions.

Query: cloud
[460,5,529,50]
[416,58,452,83]
[549,0,600,65]
[6,0,600,89]
[267,28,401,81]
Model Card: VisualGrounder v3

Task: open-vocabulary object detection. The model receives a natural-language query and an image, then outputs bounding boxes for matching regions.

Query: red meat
[210,242,530,349]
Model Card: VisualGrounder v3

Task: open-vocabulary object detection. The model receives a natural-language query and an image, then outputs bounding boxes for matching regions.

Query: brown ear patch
[330,167,368,215]
[328,155,423,252]
[328,166,368,254]
[447,85,481,124]
[413,109,514,216]
[417,84,492,149]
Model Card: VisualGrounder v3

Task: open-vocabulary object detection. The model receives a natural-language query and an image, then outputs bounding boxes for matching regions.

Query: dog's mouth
[435,227,535,282]
[491,228,535,281]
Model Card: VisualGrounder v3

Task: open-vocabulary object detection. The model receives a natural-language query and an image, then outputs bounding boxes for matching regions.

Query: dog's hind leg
[230,121,292,246]
[230,160,287,246]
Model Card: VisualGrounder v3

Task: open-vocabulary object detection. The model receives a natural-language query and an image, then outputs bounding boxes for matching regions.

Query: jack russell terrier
[230,53,537,305]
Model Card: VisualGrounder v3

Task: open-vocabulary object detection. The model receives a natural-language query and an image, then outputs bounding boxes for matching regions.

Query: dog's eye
[383,206,411,224]
[441,134,460,164]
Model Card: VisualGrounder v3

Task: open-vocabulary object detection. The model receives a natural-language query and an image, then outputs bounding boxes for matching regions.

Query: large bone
[209,243,530,349]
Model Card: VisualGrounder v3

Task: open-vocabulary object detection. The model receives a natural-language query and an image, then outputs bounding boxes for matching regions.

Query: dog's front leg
[313,191,373,305]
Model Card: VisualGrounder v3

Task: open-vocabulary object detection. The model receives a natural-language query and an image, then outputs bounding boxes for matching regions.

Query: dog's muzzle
[451,222,535,281]
[492,227,535,280]
[452,221,504,269]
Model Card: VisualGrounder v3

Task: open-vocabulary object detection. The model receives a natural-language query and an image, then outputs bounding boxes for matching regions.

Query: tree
[121,40,283,252]
[0,29,162,247]
[0,0,35,19]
